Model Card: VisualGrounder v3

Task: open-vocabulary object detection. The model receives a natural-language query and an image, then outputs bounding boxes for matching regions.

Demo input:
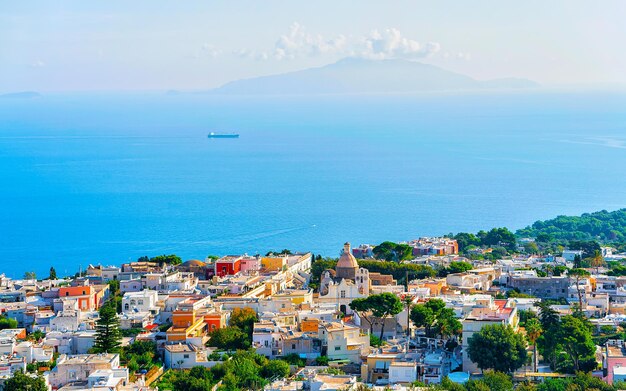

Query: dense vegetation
[447,227,517,253]
[517,208,626,243]
[207,307,258,350]
[0,315,18,330]
[122,340,161,373]
[410,298,461,342]
[155,350,290,391]
[416,371,621,391]
[4,370,48,391]
[372,241,414,261]
[137,254,183,266]
[534,301,597,373]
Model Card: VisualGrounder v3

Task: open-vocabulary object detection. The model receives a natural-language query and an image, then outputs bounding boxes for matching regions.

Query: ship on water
[207,132,239,139]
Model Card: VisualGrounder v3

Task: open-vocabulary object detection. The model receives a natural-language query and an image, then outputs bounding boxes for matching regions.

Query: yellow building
[273,289,313,305]
[261,256,287,272]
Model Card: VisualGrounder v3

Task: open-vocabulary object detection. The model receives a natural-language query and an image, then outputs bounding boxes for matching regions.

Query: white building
[48,353,127,389]
[122,290,159,314]
[389,361,418,384]
[562,250,584,262]
[163,343,217,369]
[320,321,370,364]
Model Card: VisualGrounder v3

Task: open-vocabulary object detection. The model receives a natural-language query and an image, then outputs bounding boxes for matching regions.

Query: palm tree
[591,250,605,275]
[524,318,542,372]
[569,268,590,315]
[401,295,414,338]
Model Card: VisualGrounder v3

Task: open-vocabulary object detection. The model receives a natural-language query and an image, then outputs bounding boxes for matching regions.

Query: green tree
[93,303,122,353]
[0,315,18,330]
[438,261,474,277]
[483,227,517,251]
[524,242,540,254]
[467,324,527,373]
[372,241,413,261]
[350,297,376,334]
[49,267,57,280]
[207,326,250,350]
[556,315,597,373]
[4,370,48,391]
[260,359,290,379]
[479,371,513,391]
[535,301,561,369]
[410,298,461,341]
[150,254,182,266]
[369,293,403,341]
[525,318,542,372]
[23,271,36,280]
[448,261,474,274]
[229,307,258,340]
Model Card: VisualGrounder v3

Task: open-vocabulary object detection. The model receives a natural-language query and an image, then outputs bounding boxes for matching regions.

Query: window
[138,300,143,305]
[340,290,346,298]
[183,354,189,359]
[335,346,341,351]
[292,344,296,349]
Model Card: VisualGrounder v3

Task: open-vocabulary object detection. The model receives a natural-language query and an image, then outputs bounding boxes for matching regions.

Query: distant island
[0,91,42,99]
[205,57,539,95]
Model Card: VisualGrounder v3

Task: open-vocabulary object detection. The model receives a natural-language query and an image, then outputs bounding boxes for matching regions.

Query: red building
[214,256,242,277]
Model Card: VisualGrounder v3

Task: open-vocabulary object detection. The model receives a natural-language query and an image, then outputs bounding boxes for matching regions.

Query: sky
[1,1,626,92]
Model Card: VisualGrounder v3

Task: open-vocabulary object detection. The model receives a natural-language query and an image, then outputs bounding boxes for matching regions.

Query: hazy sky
[2,1,625,92]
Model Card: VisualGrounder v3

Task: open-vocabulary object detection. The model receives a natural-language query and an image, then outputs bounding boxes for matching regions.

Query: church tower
[335,242,359,281]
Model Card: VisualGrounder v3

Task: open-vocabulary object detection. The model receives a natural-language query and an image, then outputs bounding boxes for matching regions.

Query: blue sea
[1,90,626,278]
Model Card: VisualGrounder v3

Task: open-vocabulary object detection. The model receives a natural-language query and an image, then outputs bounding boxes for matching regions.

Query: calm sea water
[1,90,626,278]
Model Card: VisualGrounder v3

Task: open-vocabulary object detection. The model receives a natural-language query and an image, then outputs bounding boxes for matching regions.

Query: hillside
[210,57,539,95]
[516,208,626,242]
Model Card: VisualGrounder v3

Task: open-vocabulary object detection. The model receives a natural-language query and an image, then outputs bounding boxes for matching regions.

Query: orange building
[202,310,228,333]
[300,318,319,333]
[58,285,109,311]
[166,308,207,344]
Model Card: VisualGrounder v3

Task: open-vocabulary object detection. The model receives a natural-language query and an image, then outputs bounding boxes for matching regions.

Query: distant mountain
[210,58,539,95]
[0,91,42,99]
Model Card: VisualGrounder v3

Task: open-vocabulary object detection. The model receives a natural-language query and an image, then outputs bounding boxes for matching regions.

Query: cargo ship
[207,132,239,139]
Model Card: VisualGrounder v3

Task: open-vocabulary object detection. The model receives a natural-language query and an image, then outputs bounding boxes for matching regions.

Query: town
[3,232,626,391]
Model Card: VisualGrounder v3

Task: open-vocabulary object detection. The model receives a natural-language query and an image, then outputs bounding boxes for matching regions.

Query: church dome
[336,242,359,281]
[182,259,206,267]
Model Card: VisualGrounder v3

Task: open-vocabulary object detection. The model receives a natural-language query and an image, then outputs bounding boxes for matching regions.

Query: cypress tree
[93,303,122,353]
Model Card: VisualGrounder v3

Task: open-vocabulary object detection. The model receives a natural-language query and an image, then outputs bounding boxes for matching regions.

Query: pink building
[240,256,260,274]
[604,340,626,384]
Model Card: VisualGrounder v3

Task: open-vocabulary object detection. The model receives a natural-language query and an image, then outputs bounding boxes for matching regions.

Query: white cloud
[31,59,45,68]
[236,23,442,62]
[201,43,221,58]
[360,28,440,60]
[273,22,347,60]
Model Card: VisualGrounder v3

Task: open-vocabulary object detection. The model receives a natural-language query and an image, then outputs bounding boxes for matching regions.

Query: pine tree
[49,267,57,280]
[93,303,122,353]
